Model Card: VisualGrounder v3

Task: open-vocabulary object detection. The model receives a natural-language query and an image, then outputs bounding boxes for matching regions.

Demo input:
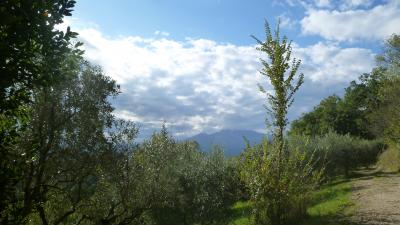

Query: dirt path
[350,170,400,225]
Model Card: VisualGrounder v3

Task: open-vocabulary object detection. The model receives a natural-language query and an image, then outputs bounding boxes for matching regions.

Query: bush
[288,132,384,178]
[240,139,323,225]
[63,126,239,225]
[131,129,238,225]
[377,143,400,172]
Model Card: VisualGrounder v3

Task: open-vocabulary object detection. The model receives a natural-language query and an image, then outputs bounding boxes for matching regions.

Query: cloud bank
[65,19,375,138]
[301,0,400,42]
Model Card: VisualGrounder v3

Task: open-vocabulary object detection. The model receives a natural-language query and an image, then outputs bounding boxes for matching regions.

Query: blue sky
[64,0,400,138]
[73,0,299,45]
[72,0,385,47]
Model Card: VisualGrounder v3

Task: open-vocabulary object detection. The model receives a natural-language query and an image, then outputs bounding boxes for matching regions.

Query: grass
[227,201,252,225]
[227,178,355,225]
[377,145,400,172]
[300,179,355,225]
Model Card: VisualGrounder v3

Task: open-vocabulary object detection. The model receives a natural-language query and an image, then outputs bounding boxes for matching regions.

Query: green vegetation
[377,144,400,172]
[227,179,354,225]
[228,201,252,225]
[301,180,354,225]
[19,121,240,224]
[289,72,380,139]
[290,34,400,173]
[0,1,81,223]
[240,21,322,225]
[289,133,384,178]
[1,1,399,224]
[289,36,400,142]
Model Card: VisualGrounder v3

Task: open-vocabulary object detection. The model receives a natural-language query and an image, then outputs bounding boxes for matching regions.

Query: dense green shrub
[126,129,238,225]
[240,139,323,224]
[288,132,384,178]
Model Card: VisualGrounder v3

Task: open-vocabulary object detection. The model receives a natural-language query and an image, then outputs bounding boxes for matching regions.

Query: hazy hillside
[187,129,268,156]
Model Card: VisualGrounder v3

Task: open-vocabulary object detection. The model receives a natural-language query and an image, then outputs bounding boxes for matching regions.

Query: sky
[64,0,400,139]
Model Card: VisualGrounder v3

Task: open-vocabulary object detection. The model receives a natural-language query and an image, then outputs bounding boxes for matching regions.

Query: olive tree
[14,59,119,225]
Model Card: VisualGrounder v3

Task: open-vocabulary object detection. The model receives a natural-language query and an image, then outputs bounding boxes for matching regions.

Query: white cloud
[301,1,400,41]
[294,42,375,83]
[67,19,376,137]
[154,30,170,36]
[114,110,144,122]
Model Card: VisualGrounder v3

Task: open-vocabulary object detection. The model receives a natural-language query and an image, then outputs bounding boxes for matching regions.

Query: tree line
[290,35,400,142]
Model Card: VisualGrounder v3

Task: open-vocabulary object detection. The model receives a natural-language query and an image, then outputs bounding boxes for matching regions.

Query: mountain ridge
[186,129,268,156]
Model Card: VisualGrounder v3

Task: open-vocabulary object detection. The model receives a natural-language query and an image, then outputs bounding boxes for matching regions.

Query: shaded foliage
[0,1,81,222]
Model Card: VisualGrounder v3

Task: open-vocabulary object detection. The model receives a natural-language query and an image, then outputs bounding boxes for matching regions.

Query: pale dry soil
[350,169,400,225]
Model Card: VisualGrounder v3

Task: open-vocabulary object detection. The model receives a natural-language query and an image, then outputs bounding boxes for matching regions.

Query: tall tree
[252,20,304,178]
[0,1,80,221]
[240,21,320,225]
[370,34,400,143]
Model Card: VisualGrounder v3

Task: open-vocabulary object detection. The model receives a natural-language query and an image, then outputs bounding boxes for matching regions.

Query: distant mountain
[186,129,268,156]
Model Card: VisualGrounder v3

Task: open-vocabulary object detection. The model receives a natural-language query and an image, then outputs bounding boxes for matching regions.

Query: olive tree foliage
[128,128,236,225]
[241,21,321,225]
[72,120,142,225]
[5,61,238,225]
[6,58,121,225]
[29,121,237,225]
[288,133,384,178]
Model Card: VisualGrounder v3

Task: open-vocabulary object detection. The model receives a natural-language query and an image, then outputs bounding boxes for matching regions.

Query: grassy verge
[227,178,354,225]
[300,179,355,225]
